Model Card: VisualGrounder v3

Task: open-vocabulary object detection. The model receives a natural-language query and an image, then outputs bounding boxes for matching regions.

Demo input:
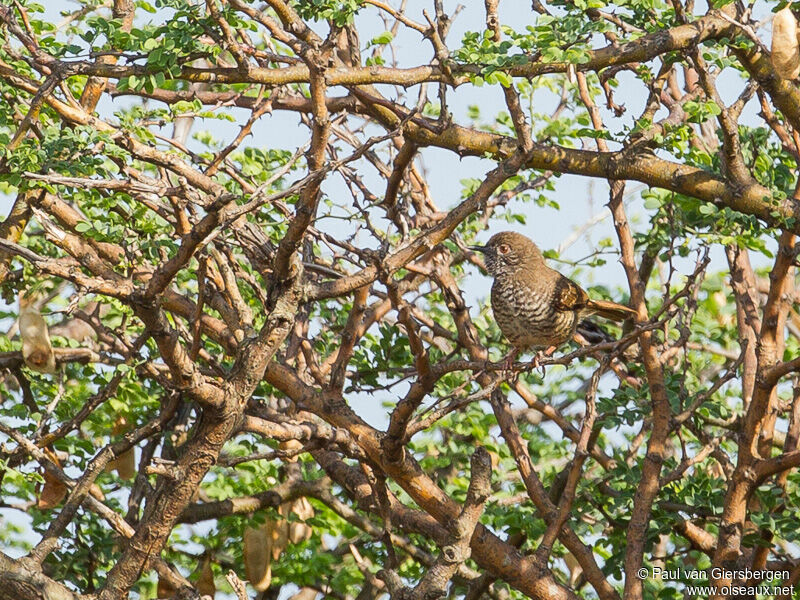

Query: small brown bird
[470,231,636,365]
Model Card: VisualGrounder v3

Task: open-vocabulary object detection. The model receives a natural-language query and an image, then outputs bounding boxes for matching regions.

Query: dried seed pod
[488,450,500,470]
[194,555,216,597]
[19,294,55,374]
[288,497,314,544]
[293,497,315,520]
[37,472,66,509]
[37,450,67,510]
[564,551,584,587]
[279,439,303,462]
[49,301,106,343]
[2,372,19,391]
[288,520,311,545]
[243,522,273,592]
[157,574,177,598]
[288,589,318,600]
[708,459,725,479]
[89,483,105,502]
[108,416,136,480]
[772,8,800,79]
[270,510,289,560]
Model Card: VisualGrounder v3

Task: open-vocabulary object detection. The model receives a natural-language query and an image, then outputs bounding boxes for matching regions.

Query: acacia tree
[1,0,800,598]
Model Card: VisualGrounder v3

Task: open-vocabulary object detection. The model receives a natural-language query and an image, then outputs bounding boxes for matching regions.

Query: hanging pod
[772,8,800,79]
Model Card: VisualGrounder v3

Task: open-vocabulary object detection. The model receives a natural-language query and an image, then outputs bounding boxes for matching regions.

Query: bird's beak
[469,245,488,254]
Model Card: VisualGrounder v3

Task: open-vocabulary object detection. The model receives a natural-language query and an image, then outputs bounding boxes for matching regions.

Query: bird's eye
[498,244,510,255]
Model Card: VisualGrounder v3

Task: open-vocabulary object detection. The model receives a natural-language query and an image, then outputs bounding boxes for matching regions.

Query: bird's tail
[586,299,637,322]
[576,320,615,344]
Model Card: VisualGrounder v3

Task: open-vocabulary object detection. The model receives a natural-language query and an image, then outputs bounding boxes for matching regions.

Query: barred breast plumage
[491,275,578,350]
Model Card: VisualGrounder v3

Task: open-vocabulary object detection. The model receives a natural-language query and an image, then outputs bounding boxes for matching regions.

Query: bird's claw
[500,349,519,375]
[529,352,546,376]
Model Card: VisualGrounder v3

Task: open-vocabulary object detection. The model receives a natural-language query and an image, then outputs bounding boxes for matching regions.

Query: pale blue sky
[14,0,774,290]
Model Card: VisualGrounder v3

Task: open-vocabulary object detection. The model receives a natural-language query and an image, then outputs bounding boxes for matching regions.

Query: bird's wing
[552,274,590,313]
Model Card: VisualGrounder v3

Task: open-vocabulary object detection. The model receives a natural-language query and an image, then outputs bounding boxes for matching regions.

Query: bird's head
[469,231,544,277]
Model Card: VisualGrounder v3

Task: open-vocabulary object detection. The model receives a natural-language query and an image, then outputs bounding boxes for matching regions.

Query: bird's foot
[529,352,545,375]
[529,346,556,375]
[500,349,519,374]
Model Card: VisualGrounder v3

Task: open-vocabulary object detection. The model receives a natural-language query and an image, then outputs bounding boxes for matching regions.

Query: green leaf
[370,31,393,45]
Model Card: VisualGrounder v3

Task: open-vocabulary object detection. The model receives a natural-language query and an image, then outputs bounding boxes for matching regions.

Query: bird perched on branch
[470,231,636,367]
